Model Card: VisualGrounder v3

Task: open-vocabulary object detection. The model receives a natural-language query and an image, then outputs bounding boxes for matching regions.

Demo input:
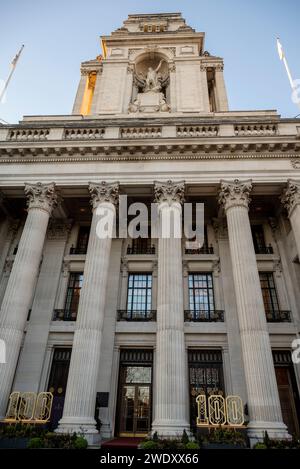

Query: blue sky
[1,0,300,123]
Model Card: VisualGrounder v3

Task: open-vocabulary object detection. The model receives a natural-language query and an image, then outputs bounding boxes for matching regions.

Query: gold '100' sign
[5,392,53,423]
[196,394,244,426]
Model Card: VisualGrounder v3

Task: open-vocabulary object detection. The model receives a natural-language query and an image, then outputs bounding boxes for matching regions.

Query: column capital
[281,179,300,217]
[24,182,60,214]
[154,180,185,205]
[88,181,119,209]
[218,179,252,211]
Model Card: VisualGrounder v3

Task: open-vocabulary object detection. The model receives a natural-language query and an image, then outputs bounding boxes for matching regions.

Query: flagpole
[0,45,24,103]
[276,37,300,111]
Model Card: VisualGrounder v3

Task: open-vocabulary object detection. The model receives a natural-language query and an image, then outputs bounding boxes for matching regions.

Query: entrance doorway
[116,349,153,437]
[47,348,72,430]
[273,350,300,435]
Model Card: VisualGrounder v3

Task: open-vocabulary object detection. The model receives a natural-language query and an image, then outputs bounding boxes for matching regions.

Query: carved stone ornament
[24,182,60,214]
[218,179,252,211]
[88,181,119,209]
[154,180,185,205]
[281,179,300,217]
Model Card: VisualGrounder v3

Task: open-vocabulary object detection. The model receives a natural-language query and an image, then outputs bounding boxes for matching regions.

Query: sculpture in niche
[129,56,170,113]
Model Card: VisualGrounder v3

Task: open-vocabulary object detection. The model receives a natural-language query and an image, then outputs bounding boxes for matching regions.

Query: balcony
[69,246,87,255]
[53,309,77,321]
[254,244,273,254]
[117,310,157,321]
[184,309,224,322]
[126,241,155,255]
[185,244,214,255]
[265,310,291,322]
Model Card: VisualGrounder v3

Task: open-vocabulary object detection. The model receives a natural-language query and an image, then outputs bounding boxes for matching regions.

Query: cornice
[0,153,299,165]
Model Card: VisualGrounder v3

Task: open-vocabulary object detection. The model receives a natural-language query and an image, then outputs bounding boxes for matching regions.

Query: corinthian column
[218,179,288,442]
[152,180,190,436]
[0,182,59,418]
[57,181,119,441]
[281,179,300,259]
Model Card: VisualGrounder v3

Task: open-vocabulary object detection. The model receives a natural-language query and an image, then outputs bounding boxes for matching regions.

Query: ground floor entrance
[116,349,153,437]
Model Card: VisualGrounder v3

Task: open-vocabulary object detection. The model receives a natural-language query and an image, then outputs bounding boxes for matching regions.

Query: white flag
[277,38,284,61]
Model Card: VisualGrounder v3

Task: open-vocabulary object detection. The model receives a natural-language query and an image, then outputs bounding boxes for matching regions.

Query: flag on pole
[276,38,284,61]
[0,44,24,103]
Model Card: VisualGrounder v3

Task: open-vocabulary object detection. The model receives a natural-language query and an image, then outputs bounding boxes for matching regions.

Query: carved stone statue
[129,58,170,113]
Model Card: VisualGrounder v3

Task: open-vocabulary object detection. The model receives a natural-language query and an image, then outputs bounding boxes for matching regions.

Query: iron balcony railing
[254,244,273,254]
[126,244,155,255]
[53,309,77,321]
[265,310,291,322]
[69,246,87,255]
[185,245,214,255]
[184,309,224,322]
[117,309,157,321]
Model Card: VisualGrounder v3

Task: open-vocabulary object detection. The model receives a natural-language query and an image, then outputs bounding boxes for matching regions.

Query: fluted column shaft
[219,179,288,441]
[57,182,118,436]
[0,183,58,418]
[282,179,300,259]
[152,181,189,436]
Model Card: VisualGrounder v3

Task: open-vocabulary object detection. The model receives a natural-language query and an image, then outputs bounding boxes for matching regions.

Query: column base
[247,420,291,447]
[151,419,191,438]
[56,416,101,446]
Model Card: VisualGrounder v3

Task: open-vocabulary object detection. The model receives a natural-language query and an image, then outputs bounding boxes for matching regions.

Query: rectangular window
[127,274,152,317]
[64,272,84,319]
[70,226,90,254]
[259,272,280,320]
[188,273,215,319]
[251,225,272,254]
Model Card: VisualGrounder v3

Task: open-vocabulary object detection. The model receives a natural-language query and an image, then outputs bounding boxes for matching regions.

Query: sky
[1,0,300,123]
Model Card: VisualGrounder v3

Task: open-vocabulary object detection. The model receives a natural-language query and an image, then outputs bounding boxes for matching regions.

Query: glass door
[118,365,152,436]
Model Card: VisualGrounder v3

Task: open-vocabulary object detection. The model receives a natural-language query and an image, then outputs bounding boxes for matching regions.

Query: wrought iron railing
[184,309,224,322]
[254,245,273,254]
[69,246,87,255]
[126,244,155,255]
[53,309,77,321]
[117,310,157,321]
[265,310,291,322]
[185,245,214,255]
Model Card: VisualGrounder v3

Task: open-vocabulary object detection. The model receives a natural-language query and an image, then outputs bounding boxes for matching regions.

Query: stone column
[72,71,88,114]
[214,65,229,111]
[152,180,190,436]
[0,182,59,418]
[57,181,119,442]
[281,179,300,260]
[218,179,288,441]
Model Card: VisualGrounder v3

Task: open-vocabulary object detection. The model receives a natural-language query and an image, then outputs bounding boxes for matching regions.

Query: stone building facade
[0,13,300,444]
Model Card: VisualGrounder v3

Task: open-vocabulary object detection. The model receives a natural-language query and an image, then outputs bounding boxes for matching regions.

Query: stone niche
[129,53,170,113]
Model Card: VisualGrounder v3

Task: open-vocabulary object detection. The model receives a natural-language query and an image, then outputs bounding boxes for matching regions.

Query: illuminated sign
[196,394,244,426]
[4,392,53,423]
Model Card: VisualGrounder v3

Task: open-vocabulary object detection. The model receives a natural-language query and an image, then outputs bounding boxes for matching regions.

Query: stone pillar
[214,65,229,111]
[57,181,119,442]
[13,220,72,392]
[152,180,190,436]
[72,71,88,114]
[0,182,59,418]
[218,179,288,441]
[281,179,300,260]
